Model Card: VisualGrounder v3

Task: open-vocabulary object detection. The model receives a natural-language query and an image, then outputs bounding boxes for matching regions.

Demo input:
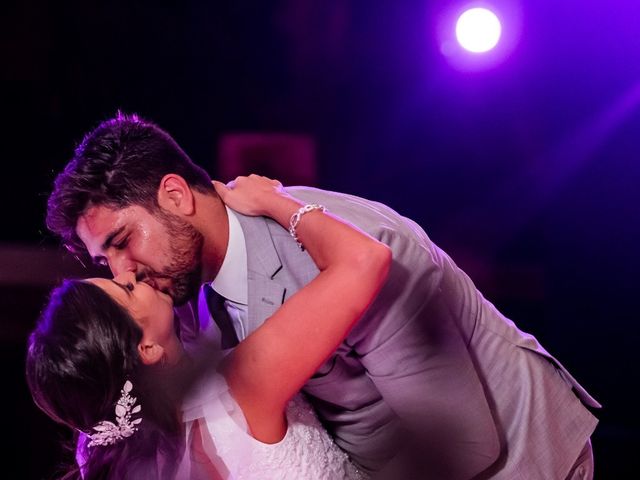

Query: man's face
[76,203,204,305]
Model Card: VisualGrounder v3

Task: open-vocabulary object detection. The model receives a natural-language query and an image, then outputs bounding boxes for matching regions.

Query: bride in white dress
[27,175,391,479]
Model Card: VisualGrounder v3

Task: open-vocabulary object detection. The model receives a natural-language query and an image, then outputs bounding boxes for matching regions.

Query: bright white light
[455,8,502,53]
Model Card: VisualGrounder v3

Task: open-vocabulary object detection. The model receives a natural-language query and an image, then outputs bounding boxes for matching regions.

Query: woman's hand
[213,174,292,217]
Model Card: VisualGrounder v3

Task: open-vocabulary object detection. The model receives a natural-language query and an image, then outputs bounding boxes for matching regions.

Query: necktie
[174,297,200,346]
[203,284,239,349]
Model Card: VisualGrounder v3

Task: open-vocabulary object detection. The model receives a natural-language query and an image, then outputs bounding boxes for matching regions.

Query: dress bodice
[177,374,365,479]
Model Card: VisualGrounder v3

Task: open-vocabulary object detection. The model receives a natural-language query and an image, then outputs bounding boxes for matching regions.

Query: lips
[142,278,159,290]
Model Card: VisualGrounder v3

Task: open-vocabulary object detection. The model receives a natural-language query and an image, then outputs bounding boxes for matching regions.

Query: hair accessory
[87,380,142,447]
[289,204,326,250]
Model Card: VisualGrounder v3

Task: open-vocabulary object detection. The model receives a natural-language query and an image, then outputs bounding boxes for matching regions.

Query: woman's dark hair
[26,280,182,479]
[46,112,215,253]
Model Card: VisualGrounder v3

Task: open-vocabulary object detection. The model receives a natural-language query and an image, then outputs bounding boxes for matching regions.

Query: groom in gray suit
[48,114,599,479]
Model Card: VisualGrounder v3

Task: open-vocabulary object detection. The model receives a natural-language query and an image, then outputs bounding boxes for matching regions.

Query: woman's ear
[137,342,165,366]
[157,174,195,215]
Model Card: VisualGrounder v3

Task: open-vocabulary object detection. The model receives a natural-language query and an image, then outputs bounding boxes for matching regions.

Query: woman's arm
[213,175,391,442]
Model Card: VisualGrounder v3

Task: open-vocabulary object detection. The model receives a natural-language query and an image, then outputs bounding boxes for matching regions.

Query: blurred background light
[435,1,523,72]
[456,7,502,53]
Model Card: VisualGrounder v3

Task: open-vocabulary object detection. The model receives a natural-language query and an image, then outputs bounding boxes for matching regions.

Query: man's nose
[109,252,137,277]
[113,271,136,285]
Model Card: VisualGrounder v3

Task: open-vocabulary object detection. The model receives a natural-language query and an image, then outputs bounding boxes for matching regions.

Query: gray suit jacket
[181,187,599,479]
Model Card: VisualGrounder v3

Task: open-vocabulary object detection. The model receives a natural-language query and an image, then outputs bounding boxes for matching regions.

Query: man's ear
[157,174,195,215]
[137,342,165,366]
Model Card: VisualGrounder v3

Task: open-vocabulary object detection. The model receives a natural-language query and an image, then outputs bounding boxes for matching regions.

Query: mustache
[135,271,168,291]
[136,269,177,283]
[135,266,201,301]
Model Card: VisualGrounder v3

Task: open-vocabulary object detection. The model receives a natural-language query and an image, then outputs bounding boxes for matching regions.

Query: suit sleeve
[276,188,500,477]
[347,224,500,479]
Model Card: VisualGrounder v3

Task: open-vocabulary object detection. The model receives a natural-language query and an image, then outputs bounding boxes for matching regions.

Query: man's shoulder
[284,185,357,203]
[284,186,401,223]
[285,185,374,204]
[284,186,428,242]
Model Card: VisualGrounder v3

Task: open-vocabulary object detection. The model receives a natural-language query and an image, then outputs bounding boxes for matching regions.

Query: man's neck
[211,207,248,305]
[195,192,229,283]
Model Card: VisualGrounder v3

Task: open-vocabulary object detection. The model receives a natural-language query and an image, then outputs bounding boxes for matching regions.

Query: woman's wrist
[264,194,305,227]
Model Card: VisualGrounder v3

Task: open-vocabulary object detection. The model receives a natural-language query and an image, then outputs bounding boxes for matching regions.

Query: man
[47,113,599,479]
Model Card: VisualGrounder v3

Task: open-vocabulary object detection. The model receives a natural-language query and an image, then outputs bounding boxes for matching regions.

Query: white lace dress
[176,373,365,479]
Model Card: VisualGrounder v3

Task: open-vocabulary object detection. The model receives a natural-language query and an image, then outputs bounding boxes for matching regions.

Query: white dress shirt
[206,206,249,341]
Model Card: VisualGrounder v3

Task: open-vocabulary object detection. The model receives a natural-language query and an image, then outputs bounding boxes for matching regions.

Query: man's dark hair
[47,113,214,252]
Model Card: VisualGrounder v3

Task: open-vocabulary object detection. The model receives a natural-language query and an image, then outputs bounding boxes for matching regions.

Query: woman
[27,175,391,479]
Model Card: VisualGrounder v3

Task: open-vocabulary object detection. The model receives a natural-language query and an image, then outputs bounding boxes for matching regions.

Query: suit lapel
[234,212,287,334]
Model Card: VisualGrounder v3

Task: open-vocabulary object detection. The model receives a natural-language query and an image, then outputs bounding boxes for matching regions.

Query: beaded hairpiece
[87,380,142,447]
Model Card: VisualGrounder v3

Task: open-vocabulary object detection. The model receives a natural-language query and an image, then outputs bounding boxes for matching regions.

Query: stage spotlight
[435,1,522,71]
[455,7,502,53]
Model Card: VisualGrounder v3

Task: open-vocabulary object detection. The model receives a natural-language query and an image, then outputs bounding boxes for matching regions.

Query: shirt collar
[210,206,248,305]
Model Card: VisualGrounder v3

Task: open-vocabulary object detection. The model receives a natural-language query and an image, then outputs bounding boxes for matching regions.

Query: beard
[141,209,204,306]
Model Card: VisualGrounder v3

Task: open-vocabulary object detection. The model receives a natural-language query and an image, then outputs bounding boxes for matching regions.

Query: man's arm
[353,226,500,479]
[286,187,500,479]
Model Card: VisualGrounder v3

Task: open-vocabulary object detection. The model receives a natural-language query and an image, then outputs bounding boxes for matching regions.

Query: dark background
[2,0,638,477]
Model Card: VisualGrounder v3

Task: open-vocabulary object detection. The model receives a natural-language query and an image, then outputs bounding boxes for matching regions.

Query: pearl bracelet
[289,204,327,250]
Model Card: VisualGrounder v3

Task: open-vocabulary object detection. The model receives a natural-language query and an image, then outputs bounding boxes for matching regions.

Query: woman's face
[88,271,175,344]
